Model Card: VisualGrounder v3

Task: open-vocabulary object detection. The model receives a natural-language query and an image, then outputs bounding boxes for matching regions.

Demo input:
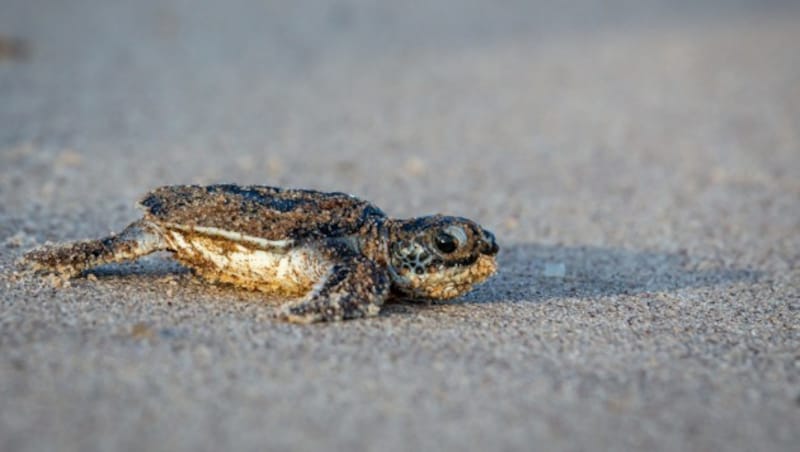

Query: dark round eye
[435,232,458,253]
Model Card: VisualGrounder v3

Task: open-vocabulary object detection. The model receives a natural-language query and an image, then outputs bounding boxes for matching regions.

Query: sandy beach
[1,1,798,451]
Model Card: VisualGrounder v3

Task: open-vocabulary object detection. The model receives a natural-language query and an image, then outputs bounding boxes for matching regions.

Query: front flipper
[277,255,390,323]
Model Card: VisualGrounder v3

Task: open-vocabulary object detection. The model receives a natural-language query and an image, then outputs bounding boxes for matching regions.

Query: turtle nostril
[481,229,499,255]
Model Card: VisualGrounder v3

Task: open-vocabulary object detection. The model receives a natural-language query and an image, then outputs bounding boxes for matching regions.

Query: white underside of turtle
[165,225,328,296]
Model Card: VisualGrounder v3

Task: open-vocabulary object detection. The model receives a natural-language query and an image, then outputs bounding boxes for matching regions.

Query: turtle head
[387,215,499,300]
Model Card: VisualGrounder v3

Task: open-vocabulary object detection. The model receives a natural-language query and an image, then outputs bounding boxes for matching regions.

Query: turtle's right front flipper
[21,220,168,278]
[277,254,390,323]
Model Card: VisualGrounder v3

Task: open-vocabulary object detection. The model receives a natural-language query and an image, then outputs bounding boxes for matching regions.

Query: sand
[1,1,798,451]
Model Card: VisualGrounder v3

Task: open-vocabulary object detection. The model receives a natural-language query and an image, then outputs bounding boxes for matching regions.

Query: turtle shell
[140,184,386,241]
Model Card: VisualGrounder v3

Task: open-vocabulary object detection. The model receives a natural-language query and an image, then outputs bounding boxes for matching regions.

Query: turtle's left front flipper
[277,255,390,323]
[21,220,168,278]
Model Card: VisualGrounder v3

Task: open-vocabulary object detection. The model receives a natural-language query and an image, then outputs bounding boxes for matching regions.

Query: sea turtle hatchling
[23,184,499,323]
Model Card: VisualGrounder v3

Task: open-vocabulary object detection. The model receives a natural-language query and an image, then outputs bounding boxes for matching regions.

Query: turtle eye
[435,232,458,254]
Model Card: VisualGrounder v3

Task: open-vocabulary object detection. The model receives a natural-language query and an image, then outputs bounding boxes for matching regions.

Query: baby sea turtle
[23,184,499,323]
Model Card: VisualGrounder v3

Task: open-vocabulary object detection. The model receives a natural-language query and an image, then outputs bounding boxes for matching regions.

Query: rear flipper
[277,255,390,323]
[21,220,168,278]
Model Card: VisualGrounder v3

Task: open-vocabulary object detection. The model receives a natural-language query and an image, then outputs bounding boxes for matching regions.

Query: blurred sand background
[1,1,799,451]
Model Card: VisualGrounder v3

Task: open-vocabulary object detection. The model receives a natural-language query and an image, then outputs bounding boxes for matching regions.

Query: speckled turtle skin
[23,184,499,323]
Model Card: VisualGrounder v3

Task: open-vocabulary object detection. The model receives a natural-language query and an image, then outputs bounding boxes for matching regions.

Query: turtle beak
[480,228,499,256]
